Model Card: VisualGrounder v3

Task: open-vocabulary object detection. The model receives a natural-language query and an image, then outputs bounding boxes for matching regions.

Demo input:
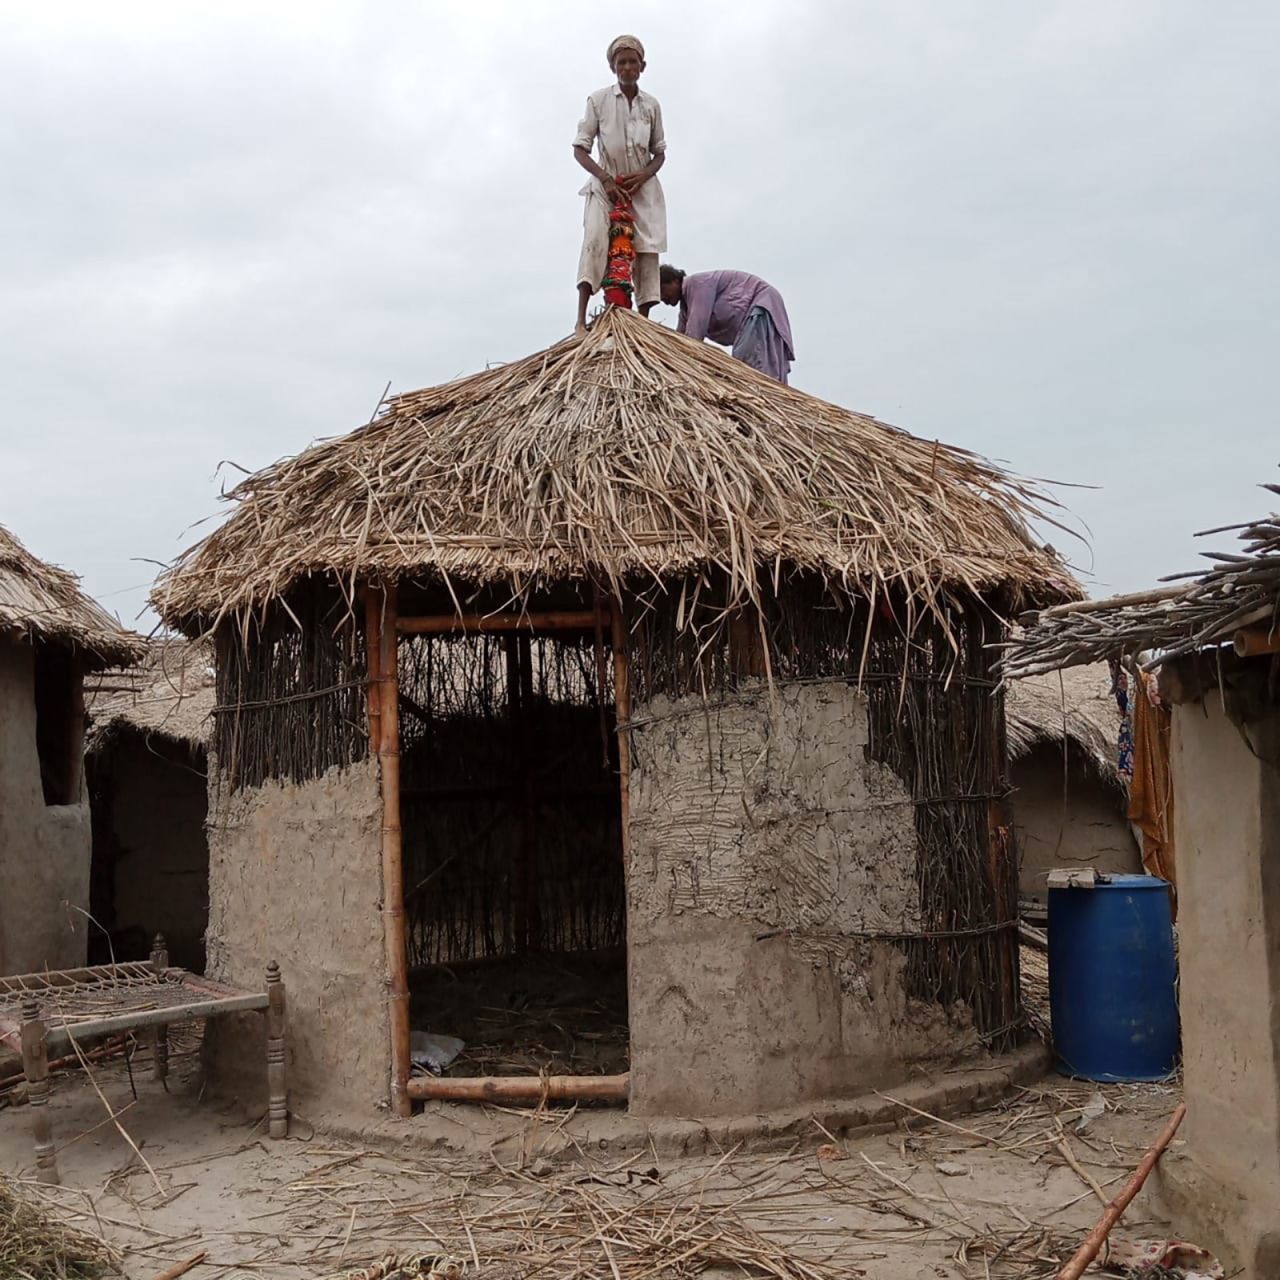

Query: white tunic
[573,83,668,254]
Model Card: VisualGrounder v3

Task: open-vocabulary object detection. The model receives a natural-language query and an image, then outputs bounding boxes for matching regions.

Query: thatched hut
[85,639,214,972]
[1004,483,1280,1275]
[155,310,1075,1118]
[0,524,142,973]
[1006,664,1138,912]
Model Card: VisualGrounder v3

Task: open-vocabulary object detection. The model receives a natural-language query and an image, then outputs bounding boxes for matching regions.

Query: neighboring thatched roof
[1003,480,1280,677]
[0,523,142,667]
[154,308,1078,632]
[86,637,214,750]
[1006,663,1120,785]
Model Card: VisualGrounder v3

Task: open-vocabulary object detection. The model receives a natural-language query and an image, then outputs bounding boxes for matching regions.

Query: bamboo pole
[376,583,412,1118]
[397,610,606,635]
[1056,1101,1187,1280]
[406,1072,629,1104]
[1234,625,1280,657]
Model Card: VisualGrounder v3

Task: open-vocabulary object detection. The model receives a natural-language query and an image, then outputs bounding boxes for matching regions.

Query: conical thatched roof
[154,308,1078,629]
[1006,662,1121,786]
[0,524,142,667]
[86,637,215,750]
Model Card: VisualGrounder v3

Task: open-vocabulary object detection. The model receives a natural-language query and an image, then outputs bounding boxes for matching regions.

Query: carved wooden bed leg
[21,998,59,1185]
[150,934,170,1086]
[265,961,288,1139]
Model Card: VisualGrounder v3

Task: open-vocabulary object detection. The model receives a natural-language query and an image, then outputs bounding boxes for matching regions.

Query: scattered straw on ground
[0,1174,121,1278]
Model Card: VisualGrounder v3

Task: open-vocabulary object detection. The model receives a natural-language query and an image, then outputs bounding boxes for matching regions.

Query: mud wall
[0,642,90,973]
[1011,743,1140,904]
[92,730,209,971]
[203,758,388,1115]
[626,680,976,1116]
[1154,689,1280,1274]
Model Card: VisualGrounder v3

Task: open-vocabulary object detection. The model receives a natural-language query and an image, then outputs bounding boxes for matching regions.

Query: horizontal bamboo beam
[1234,625,1280,658]
[397,610,608,635]
[406,1072,629,1104]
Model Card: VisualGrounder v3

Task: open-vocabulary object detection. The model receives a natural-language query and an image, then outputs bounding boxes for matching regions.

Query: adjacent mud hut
[85,639,214,972]
[155,309,1075,1118]
[1004,484,1280,1273]
[0,524,142,973]
[1006,665,1138,911]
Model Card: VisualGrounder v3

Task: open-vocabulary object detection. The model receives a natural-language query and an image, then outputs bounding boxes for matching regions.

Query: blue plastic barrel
[1047,874,1179,1081]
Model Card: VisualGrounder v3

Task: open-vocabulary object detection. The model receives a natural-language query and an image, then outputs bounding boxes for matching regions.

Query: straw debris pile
[155,308,1075,629]
[0,1174,121,1278]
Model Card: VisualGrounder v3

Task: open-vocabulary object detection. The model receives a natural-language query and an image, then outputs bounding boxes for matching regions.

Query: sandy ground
[0,1042,1184,1280]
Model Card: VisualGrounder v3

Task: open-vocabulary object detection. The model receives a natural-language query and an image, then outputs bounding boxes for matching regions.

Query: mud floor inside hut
[410,947,629,1080]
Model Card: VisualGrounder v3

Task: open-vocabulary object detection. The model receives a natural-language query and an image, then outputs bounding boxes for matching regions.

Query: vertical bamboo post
[376,582,412,1118]
[610,603,632,874]
[21,998,58,1185]
[265,960,288,1138]
[149,934,169,1085]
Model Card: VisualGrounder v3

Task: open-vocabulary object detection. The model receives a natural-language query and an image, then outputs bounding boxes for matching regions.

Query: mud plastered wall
[203,758,388,1115]
[0,642,90,973]
[1155,690,1280,1274]
[1012,743,1139,905]
[627,680,976,1116]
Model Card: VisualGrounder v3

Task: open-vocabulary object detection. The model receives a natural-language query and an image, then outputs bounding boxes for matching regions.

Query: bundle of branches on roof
[1001,481,1280,679]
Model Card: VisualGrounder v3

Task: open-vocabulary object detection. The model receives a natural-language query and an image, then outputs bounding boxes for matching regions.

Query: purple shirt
[677,270,795,358]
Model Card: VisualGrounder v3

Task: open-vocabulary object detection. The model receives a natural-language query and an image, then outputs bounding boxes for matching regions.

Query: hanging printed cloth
[601,189,636,308]
[1110,660,1135,781]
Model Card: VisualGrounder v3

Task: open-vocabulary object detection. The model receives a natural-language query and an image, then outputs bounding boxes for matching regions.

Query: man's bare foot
[574,320,588,336]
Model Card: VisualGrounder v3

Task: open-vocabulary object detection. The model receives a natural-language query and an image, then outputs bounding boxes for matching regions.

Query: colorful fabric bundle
[601,191,636,308]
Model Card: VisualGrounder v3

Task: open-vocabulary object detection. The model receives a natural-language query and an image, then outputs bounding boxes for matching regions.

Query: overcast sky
[3,0,1277,630]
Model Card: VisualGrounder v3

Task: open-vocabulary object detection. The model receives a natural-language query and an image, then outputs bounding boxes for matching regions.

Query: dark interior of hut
[397,630,629,1083]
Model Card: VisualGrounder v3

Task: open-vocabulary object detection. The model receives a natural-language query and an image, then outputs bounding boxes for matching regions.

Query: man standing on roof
[659,267,795,385]
[573,35,668,334]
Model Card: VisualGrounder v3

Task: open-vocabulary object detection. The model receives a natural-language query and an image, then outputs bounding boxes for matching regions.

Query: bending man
[572,35,668,333]
[659,267,795,384]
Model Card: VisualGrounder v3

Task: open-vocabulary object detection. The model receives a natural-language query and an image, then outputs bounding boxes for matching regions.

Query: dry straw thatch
[1006,662,1120,785]
[86,637,215,750]
[154,308,1077,631]
[0,523,141,667]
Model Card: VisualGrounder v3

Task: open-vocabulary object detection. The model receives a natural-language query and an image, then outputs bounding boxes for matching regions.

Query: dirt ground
[0,1040,1184,1280]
